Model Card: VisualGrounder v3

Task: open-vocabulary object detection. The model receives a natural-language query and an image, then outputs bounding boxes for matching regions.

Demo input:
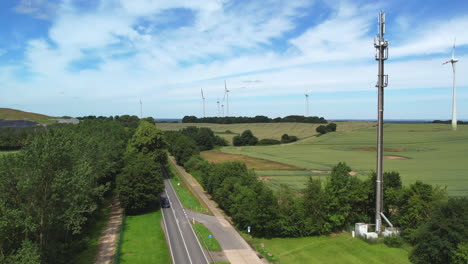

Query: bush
[327,123,337,132]
[214,135,228,146]
[384,235,404,248]
[316,123,338,135]
[232,130,258,146]
[316,125,328,134]
[281,134,298,143]
[257,139,281,145]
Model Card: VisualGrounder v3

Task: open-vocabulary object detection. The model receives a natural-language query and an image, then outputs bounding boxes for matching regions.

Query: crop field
[156,121,373,141]
[201,149,301,170]
[222,123,468,196]
[247,233,410,264]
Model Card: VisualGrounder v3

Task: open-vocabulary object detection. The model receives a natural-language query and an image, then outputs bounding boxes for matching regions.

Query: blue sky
[0,0,467,119]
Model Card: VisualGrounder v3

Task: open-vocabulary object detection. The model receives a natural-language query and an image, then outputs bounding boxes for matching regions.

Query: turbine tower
[305,93,310,117]
[443,38,459,130]
[201,88,206,118]
[221,104,225,117]
[224,80,230,117]
[139,98,143,118]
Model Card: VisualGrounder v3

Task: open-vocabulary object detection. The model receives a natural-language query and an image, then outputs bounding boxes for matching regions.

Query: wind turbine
[139,98,143,118]
[223,80,230,117]
[305,93,310,117]
[201,88,206,118]
[442,38,459,130]
[221,104,225,117]
[217,98,220,117]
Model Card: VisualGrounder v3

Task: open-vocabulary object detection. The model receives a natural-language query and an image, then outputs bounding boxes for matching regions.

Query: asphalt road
[161,178,209,264]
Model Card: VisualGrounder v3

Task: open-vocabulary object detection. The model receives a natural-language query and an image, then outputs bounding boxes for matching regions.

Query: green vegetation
[72,197,112,264]
[247,233,410,264]
[0,150,19,156]
[0,126,46,150]
[409,197,468,264]
[117,121,166,215]
[233,129,258,146]
[222,123,468,196]
[192,223,222,251]
[316,122,337,134]
[168,160,211,214]
[157,121,373,141]
[119,210,170,264]
[0,120,130,263]
[0,107,57,124]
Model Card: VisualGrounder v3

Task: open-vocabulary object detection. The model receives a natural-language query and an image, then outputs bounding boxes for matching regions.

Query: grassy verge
[72,196,112,264]
[245,233,410,264]
[192,223,222,252]
[168,160,212,214]
[119,210,170,264]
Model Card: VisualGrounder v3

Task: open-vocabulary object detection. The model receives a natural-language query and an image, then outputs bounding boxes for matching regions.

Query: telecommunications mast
[374,11,389,234]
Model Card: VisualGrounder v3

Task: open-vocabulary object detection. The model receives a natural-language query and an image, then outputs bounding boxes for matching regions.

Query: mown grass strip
[168,160,212,214]
[245,232,410,264]
[192,223,222,252]
[119,210,170,264]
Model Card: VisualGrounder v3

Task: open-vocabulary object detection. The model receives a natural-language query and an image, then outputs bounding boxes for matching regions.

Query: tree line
[0,120,132,263]
[163,126,227,165]
[182,115,327,124]
[432,120,467,125]
[78,115,155,128]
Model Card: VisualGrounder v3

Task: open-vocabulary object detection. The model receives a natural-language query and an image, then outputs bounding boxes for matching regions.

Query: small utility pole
[374,11,389,234]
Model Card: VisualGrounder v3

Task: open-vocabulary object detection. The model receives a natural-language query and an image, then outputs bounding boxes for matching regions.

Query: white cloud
[392,16,468,58]
[2,0,467,118]
[14,0,58,20]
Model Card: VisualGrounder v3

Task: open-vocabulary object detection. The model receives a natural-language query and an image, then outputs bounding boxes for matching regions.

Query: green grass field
[192,223,222,252]
[247,233,410,264]
[0,108,58,124]
[168,161,212,214]
[119,210,170,264]
[156,121,373,141]
[222,123,468,196]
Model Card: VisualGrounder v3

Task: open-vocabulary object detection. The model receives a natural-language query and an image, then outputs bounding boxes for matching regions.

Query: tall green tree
[116,154,164,215]
[127,120,167,164]
[409,197,468,264]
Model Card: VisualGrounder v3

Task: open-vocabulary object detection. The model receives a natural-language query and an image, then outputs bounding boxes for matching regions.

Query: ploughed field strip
[201,149,302,170]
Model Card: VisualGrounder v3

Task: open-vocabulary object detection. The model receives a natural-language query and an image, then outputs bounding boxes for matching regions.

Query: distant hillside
[0,108,57,125]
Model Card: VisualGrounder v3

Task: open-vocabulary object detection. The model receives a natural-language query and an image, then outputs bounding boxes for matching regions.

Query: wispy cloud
[14,0,59,20]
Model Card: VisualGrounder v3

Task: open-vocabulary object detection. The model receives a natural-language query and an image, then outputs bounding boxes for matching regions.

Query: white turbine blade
[224,80,227,92]
[201,88,204,99]
[442,60,451,65]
